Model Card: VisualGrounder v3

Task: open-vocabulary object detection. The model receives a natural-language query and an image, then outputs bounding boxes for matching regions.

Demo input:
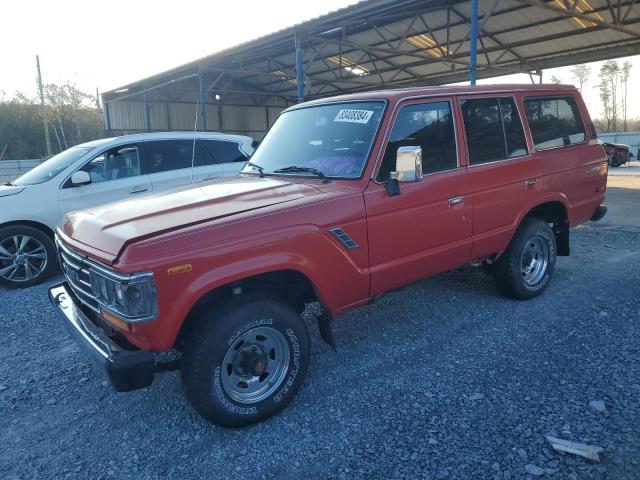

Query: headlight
[90,271,157,322]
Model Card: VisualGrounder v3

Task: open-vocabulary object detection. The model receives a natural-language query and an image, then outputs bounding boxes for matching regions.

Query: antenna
[191,98,199,184]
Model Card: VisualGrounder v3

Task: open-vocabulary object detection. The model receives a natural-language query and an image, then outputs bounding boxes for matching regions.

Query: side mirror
[393,146,423,182]
[70,171,91,187]
[385,146,422,196]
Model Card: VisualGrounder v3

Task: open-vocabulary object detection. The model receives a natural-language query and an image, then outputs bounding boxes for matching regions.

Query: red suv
[50,84,607,427]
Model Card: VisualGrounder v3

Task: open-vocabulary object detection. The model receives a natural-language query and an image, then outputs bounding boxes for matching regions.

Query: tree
[0,83,102,159]
[620,61,632,132]
[570,64,591,92]
[550,75,562,84]
[597,79,612,131]
[599,60,620,131]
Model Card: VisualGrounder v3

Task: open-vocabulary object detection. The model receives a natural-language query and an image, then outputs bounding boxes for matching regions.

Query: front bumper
[49,282,155,392]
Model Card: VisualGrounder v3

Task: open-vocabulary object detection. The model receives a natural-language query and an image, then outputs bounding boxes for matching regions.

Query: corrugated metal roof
[103,0,640,109]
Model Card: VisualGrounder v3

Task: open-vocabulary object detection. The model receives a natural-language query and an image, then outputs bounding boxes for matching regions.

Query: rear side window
[378,101,457,180]
[524,97,586,149]
[196,140,246,166]
[461,97,528,165]
[145,140,194,173]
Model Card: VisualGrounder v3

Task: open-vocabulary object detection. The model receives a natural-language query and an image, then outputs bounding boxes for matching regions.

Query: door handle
[129,186,148,194]
[525,178,538,186]
[448,196,464,205]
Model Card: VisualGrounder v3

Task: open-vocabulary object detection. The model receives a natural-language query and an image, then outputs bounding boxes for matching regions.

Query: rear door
[144,139,223,191]
[460,95,538,260]
[58,142,152,215]
[364,97,473,295]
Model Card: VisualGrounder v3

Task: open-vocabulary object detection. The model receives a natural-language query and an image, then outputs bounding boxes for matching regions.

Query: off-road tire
[180,294,310,428]
[492,217,557,300]
[0,225,57,289]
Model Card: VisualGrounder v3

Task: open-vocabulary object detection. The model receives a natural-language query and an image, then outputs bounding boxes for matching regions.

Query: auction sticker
[334,109,374,124]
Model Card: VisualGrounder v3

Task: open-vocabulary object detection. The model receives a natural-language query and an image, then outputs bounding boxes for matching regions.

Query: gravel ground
[1,223,639,480]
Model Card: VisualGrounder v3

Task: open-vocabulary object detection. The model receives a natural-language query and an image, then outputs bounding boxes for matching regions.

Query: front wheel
[492,217,557,300]
[0,225,57,288]
[180,294,310,427]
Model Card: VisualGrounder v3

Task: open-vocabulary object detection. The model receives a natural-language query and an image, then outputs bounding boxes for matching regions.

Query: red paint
[57,84,607,351]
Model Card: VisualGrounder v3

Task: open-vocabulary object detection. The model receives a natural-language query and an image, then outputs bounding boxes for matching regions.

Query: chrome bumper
[49,282,155,392]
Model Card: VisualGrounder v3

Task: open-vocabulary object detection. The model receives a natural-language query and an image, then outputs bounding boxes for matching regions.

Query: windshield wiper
[273,166,328,183]
[244,161,264,177]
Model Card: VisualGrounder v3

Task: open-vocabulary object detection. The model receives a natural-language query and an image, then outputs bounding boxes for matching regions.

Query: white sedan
[0,131,253,288]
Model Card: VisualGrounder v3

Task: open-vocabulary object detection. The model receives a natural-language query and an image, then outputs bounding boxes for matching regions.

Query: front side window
[145,140,194,173]
[243,101,385,179]
[461,97,528,165]
[196,140,246,166]
[80,145,141,183]
[378,101,457,181]
[524,97,586,149]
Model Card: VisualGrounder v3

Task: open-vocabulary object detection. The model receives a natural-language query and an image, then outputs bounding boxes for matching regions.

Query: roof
[287,83,577,108]
[77,132,254,149]
[103,0,640,107]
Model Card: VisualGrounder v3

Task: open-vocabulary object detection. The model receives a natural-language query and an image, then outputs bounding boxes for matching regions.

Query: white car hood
[0,185,25,197]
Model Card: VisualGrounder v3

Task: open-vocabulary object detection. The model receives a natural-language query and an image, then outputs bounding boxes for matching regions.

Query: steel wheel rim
[0,235,48,283]
[520,236,549,286]
[220,326,290,404]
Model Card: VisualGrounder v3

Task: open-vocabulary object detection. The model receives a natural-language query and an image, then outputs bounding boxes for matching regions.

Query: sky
[1,0,639,120]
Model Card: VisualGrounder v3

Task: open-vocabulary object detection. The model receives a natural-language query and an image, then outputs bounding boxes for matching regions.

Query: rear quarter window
[524,97,586,150]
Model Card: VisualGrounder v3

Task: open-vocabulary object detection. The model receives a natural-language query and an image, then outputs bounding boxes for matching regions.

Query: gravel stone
[1,225,639,479]
[525,464,545,476]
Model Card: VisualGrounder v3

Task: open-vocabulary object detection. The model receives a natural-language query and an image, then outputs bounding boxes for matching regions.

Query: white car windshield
[243,101,385,179]
[13,147,92,186]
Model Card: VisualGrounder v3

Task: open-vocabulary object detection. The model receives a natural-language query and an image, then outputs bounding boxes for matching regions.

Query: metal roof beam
[515,0,640,38]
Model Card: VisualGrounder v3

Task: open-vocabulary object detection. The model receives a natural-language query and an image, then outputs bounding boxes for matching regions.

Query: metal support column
[104,102,111,136]
[295,33,304,103]
[144,91,151,132]
[198,69,207,131]
[469,0,479,85]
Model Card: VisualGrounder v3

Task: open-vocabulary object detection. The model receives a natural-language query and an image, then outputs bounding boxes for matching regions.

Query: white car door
[144,139,223,190]
[58,143,152,216]
[196,139,248,178]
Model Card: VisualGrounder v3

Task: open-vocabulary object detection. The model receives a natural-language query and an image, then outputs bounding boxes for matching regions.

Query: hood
[60,176,326,258]
[0,185,25,198]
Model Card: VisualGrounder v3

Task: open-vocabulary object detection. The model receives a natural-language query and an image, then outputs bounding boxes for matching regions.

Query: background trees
[0,84,102,160]
[596,60,633,133]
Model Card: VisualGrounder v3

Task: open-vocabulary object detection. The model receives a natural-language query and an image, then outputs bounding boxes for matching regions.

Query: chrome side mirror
[385,146,422,197]
[393,146,423,182]
[70,171,91,186]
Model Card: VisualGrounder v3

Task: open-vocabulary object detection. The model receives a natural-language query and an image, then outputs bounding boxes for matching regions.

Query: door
[196,139,249,178]
[364,98,473,295]
[459,96,539,260]
[144,139,224,191]
[58,143,152,216]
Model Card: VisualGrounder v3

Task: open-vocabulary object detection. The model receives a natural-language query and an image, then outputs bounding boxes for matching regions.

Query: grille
[57,240,100,313]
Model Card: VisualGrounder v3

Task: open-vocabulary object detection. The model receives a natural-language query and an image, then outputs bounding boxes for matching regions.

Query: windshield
[243,101,385,179]
[13,147,92,186]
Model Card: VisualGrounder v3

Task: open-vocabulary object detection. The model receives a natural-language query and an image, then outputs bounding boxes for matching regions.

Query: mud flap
[317,311,336,351]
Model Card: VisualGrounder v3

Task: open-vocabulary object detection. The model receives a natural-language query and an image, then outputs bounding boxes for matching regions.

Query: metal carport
[102,0,640,140]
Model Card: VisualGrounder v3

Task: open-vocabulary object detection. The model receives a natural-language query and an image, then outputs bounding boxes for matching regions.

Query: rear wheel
[492,217,557,300]
[180,294,310,427]
[0,225,56,288]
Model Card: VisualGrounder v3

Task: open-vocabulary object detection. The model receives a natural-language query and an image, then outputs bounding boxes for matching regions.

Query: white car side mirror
[70,171,91,187]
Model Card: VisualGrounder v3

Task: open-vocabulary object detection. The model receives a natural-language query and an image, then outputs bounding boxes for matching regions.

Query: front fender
[126,225,370,351]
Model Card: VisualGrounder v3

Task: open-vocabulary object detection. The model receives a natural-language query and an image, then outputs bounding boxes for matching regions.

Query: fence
[0,159,43,183]
[598,132,640,157]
